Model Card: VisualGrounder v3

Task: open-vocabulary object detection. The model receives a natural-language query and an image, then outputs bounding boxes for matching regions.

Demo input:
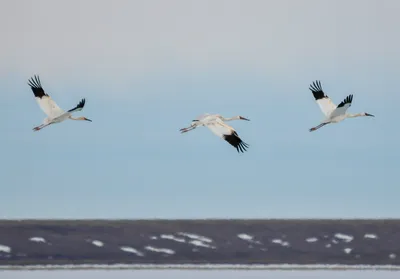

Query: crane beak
[240,116,250,121]
[84,117,92,122]
[365,113,374,117]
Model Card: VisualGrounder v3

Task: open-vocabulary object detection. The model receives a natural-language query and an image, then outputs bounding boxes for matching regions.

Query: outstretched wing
[28,75,64,118]
[329,94,353,119]
[68,99,86,113]
[206,119,249,153]
[309,80,336,117]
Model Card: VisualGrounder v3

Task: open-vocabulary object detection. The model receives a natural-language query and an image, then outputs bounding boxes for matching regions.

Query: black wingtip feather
[76,98,86,109]
[68,98,86,112]
[223,131,249,153]
[27,75,48,98]
[309,80,328,100]
[337,94,353,108]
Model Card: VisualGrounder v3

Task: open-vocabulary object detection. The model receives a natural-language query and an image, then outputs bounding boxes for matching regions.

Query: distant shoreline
[1,219,400,267]
[2,264,400,271]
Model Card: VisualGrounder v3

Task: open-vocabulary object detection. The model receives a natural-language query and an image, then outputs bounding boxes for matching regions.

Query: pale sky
[0,0,399,219]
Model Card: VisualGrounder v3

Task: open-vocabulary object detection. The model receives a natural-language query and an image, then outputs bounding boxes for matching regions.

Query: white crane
[28,75,92,131]
[309,80,374,132]
[179,113,250,153]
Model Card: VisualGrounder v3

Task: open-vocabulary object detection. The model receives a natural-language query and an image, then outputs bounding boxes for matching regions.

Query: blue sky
[0,0,399,219]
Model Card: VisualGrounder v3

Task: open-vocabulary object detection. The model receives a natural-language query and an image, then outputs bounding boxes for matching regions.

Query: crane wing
[309,80,336,117]
[36,97,64,118]
[28,75,64,118]
[206,119,249,153]
[329,94,353,119]
[67,99,86,113]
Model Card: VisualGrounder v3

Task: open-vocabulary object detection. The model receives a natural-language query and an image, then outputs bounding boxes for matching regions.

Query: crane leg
[309,122,328,132]
[33,123,50,132]
[33,125,44,131]
[179,126,195,133]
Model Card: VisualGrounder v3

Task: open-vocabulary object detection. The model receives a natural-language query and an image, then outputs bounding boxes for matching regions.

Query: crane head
[78,116,92,122]
[69,116,92,122]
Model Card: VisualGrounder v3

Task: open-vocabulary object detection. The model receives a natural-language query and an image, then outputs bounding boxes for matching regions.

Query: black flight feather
[68,99,86,112]
[337,94,353,108]
[27,75,48,98]
[309,80,328,100]
[223,131,249,153]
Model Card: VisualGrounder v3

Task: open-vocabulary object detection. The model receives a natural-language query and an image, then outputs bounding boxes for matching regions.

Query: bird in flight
[180,113,250,153]
[308,80,374,132]
[28,75,92,131]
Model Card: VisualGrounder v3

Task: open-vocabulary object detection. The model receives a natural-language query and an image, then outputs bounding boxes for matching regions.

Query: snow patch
[92,240,104,247]
[271,239,290,247]
[364,234,377,239]
[0,245,11,253]
[325,244,331,248]
[237,233,262,244]
[178,232,213,243]
[334,233,353,242]
[150,236,158,240]
[173,232,215,249]
[305,237,318,243]
[145,246,175,255]
[237,233,253,241]
[120,246,144,256]
[344,248,352,254]
[160,234,186,243]
[29,237,46,243]
[389,253,397,259]
[189,240,216,249]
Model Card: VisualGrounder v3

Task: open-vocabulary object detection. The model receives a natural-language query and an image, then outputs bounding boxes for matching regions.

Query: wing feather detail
[28,75,64,118]
[206,119,249,153]
[309,80,336,117]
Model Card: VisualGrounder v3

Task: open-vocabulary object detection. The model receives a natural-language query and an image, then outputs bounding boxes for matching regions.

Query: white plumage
[28,75,92,131]
[36,93,63,118]
[309,80,374,132]
[180,113,250,153]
